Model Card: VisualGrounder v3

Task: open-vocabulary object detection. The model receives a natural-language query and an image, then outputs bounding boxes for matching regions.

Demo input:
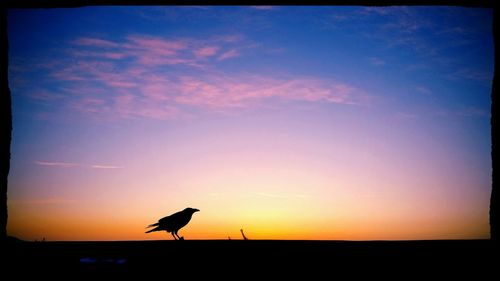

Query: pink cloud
[194,46,219,58]
[112,91,136,119]
[47,52,368,121]
[136,54,195,66]
[102,52,127,59]
[114,91,134,108]
[68,34,250,69]
[71,98,107,114]
[102,71,368,118]
[126,67,147,76]
[106,81,137,88]
[70,50,128,60]
[91,165,124,169]
[172,75,368,109]
[90,70,138,89]
[71,35,199,68]
[46,34,369,121]
[218,49,239,61]
[134,105,181,120]
[174,76,246,108]
[72,37,119,48]
[141,82,172,101]
[126,35,188,56]
[110,81,182,120]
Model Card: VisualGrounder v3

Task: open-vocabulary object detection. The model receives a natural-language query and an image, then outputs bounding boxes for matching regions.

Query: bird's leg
[174,230,181,240]
[170,232,177,240]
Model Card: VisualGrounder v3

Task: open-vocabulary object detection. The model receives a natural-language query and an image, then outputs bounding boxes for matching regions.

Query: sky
[6,6,493,241]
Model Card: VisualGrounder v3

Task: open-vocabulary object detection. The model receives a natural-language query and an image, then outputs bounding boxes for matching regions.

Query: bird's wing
[158,213,176,225]
[159,210,187,227]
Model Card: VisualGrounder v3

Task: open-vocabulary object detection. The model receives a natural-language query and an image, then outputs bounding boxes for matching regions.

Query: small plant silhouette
[240,229,248,240]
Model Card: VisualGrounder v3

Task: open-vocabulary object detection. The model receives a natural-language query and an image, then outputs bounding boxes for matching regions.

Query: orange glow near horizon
[8,161,490,241]
[8,203,489,241]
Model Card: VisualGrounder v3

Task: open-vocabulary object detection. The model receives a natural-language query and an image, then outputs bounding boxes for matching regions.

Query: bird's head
[184,207,200,214]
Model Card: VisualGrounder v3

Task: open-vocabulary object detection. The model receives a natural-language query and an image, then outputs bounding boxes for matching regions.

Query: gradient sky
[7,6,493,241]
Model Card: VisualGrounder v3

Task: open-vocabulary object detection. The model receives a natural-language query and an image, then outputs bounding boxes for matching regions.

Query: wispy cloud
[171,74,369,109]
[360,7,394,16]
[51,70,369,120]
[369,57,386,66]
[447,68,493,82]
[69,34,244,68]
[415,86,431,95]
[216,34,243,43]
[356,7,461,67]
[362,6,433,34]
[90,165,124,169]
[10,198,76,206]
[385,35,438,57]
[357,6,492,82]
[194,46,219,58]
[124,35,197,66]
[394,111,419,120]
[457,106,489,118]
[34,161,80,168]
[35,161,124,169]
[69,50,129,60]
[438,26,470,36]
[436,25,483,47]
[430,106,490,118]
[218,49,239,61]
[73,37,120,48]
[53,71,368,120]
[29,90,64,101]
[252,192,310,199]
[37,40,370,121]
[24,32,371,121]
[249,6,276,10]
[126,35,188,54]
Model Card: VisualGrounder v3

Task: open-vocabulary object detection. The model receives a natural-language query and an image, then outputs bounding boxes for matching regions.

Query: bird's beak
[194,209,200,212]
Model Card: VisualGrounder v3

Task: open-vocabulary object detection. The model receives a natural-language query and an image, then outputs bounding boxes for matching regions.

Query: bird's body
[146,207,199,240]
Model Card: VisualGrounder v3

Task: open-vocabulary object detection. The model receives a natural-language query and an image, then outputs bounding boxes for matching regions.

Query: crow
[145,207,199,240]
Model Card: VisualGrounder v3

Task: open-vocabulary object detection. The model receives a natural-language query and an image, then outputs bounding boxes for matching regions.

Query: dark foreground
[3,239,496,277]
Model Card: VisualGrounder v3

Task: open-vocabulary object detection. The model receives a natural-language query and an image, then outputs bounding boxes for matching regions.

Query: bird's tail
[146,222,159,228]
[145,227,160,234]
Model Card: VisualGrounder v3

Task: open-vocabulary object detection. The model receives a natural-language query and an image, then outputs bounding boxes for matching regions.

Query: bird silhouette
[145,207,200,240]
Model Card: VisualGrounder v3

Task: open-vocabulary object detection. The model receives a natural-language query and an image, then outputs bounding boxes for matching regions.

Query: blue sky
[7,6,493,240]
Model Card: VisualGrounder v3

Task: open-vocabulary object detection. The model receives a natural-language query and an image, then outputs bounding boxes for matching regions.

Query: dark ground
[2,239,496,278]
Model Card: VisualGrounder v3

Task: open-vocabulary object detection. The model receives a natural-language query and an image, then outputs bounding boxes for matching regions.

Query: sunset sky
[7,6,492,241]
